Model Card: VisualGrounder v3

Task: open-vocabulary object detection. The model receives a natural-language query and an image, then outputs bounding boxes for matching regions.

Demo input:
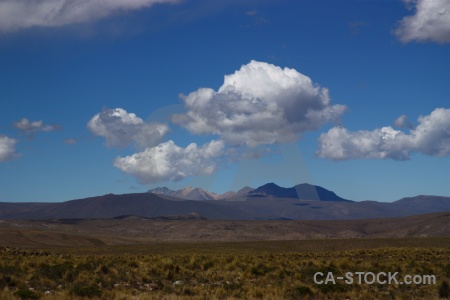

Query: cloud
[0,0,179,33]
[172,60,346,147]
[242,10,268,27]
[87,108,169,149]
[316,108,450,160]
[0,135,20,162]
[13,118,61,138]
[348,21,367,36]
[113,140,224,183]
[394,114,413,129]
[395,0,450,43]
[64,138,77,145]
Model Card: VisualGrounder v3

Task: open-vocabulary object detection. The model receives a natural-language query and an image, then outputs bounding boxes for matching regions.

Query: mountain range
[147,186,254,201]
[147,183,350,202]
[1,182,449,221]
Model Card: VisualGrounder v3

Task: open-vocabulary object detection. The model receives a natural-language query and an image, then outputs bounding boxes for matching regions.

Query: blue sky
[0,0,449,202]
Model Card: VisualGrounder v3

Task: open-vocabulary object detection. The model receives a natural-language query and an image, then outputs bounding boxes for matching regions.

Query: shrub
[439,281,449,299]
[38,263,74,280]
[444,264,450,278]
[250,263,274,276]
[13,289,40,299]
[70,283,102,298]
[317,282,350,294]
[286,285,313,299]
[0,275,16,288]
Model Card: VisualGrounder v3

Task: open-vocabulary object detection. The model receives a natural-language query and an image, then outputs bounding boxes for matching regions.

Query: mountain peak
[250,183,297,198]
[249,182,352,202]
[260,182,281,188]
[148,186,229,201]
[236,186,254,195]
[147,187,176,196]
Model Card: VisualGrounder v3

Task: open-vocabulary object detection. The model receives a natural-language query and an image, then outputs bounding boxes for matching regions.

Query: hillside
[0,193,255,220]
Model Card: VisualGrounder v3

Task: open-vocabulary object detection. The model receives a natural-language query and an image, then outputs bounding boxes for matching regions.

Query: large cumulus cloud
[317,108,450,160]
[395,0,450,43]
[0,0,179,33]
[113,140,224,183]
[172,60,346,147]
[0,135,20,162]
[87,108,169,149]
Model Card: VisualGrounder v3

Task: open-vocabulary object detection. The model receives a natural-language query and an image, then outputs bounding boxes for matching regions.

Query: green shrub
[439,281,449,299]
[13,289,40,299]
[250,263,274,276]
[99,264,109,274]
[317,282,350,294]
[0,275,16,288]
[0,265,18,275]
[286,285,313,299]
[444,264,450,278]
[70,283,102,298]
[38,263,74,280]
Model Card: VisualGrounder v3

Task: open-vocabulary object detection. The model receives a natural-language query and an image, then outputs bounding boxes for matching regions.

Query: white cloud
[87,108,169,149]
[0,135,20,162]
[395,0,450,43]
[413,108,450,156]
[0,0,179,33]
[317,108,450,160]
[113,139,224,183]
[13,118,61,138]
[172,60,346,147]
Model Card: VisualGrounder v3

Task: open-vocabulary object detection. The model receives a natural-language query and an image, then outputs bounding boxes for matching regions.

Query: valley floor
[0,238,449,299]
[0,211,449,249]
[0,213,449,299]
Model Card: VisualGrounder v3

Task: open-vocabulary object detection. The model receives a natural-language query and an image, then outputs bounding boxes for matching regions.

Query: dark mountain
[391,195,450,215]
[294,183,351,202]
[0,193,256,220]
[249,183,298,198]
[214,195,450,220]
[248,183,351,202]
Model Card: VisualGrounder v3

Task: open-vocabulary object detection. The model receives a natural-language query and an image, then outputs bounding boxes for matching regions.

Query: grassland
[1,238,449,299]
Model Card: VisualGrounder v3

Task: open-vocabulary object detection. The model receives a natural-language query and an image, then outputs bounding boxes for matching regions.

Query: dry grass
[0,238,449,299]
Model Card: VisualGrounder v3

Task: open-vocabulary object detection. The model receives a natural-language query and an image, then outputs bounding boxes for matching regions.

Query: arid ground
[0,212,449,299]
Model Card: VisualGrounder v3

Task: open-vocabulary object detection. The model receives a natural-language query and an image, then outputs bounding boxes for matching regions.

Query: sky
[0,0,449,203]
